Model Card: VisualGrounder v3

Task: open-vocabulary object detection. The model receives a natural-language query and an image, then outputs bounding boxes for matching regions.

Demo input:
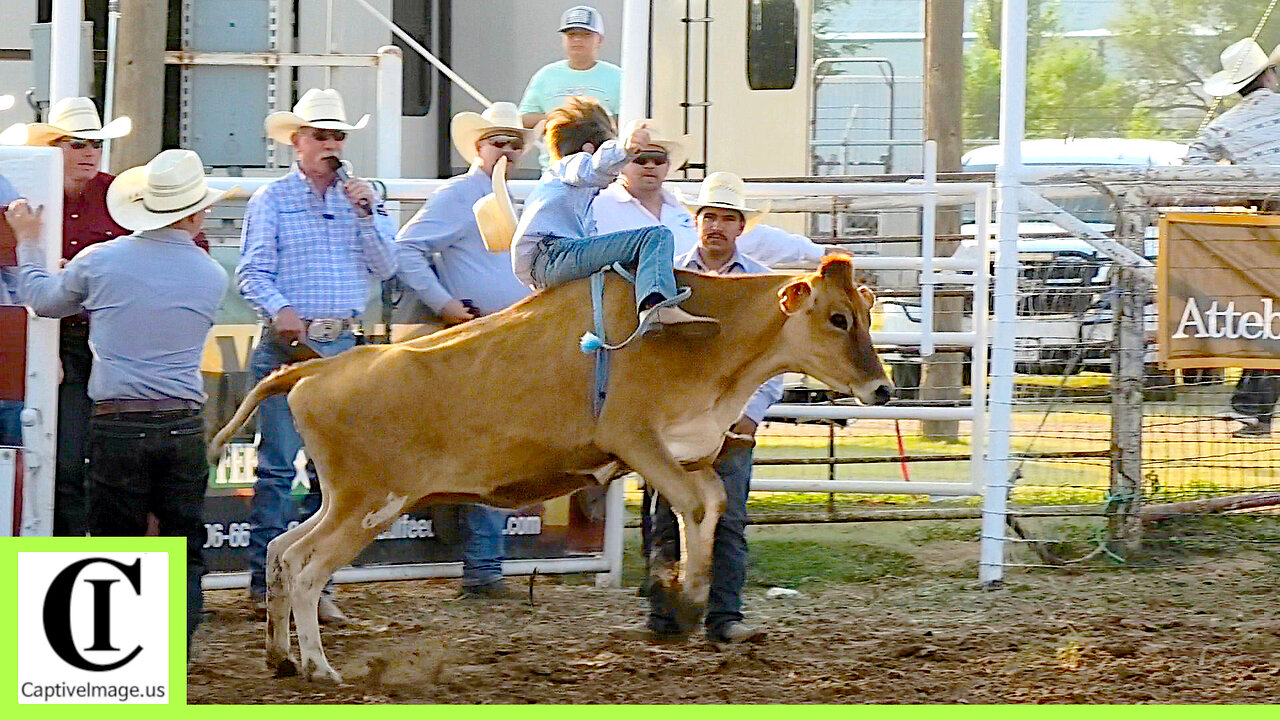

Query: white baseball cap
[559,5,604,35]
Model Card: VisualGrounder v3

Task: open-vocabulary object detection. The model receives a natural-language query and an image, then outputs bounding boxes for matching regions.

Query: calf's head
[777,254,893,405]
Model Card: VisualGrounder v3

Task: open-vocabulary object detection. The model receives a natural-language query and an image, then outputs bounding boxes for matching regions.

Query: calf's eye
[830,314,849,330]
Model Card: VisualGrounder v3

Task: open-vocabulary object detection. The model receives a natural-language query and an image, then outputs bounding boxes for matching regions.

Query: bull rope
[579,263,692,417]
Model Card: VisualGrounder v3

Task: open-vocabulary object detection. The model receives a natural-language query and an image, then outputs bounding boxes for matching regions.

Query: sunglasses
[306,128,348,142]
[485,136,525,151]
[632,151,669,167]
[59,138,104,150]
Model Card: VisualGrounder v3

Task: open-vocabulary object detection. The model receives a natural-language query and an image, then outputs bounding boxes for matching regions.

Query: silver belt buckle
[306,318,344,342]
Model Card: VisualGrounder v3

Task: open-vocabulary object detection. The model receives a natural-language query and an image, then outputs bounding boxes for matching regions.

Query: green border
[3,536,185,715]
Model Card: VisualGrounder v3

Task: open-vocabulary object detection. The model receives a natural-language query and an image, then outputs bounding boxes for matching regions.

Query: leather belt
[93,399,203,416]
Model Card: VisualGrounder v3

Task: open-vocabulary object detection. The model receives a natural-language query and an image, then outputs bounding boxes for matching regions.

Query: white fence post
[980,0,1028,587]
[49,0,82,104]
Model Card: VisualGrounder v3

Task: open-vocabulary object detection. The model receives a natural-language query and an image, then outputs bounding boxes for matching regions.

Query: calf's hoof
[271,657,299,678]
[674,599,706,633]
[302,659,343,685]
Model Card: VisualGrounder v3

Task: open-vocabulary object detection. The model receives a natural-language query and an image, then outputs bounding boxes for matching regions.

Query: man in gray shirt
[395,102,538,599]
[9,149,234,648]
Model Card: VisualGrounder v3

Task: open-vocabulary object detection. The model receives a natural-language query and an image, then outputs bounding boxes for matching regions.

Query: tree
[1110,0,1280,136]
[812,0,864,70]
[964,0,1138,140]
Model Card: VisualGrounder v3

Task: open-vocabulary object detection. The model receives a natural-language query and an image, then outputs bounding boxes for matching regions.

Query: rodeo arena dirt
[8,0,1280,710]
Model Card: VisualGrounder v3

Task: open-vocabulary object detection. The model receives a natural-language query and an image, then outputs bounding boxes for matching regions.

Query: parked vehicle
[880,138,1186,395]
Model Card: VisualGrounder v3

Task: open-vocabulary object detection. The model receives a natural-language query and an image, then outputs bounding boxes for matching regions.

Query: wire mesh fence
[749,207,1280,576]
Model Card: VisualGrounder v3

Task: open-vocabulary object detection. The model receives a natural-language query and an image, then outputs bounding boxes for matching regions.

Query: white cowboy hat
[473,155,517,252]
[630,121,693,172]
[679,171,767,230]
[264,88,370,145]
[450,102,543,165]
[106,149,237,232]
[0,96,132,146]
[0,95,13,112]
[1203,38,1278,97]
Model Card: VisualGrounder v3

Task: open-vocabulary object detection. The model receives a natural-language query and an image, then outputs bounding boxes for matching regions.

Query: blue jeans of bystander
[461,504,507,587]
[648,442,753,634]
[247,330,357,599]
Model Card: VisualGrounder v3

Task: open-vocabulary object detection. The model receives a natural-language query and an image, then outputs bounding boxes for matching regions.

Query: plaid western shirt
[1185,89,1280,166]
[237,165,398,320]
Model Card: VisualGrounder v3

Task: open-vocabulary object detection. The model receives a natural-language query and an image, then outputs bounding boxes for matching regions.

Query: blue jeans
[0,400,21,446]
[530,225,676,310]
[648,442,753,634]
[247,330,357,598]
[461,504,507,587]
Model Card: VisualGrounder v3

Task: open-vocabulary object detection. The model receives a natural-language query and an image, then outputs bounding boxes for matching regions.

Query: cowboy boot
[642,305,720,339]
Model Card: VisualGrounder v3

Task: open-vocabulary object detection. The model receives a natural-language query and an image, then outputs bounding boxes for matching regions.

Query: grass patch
[747,537,918,587]
[610,525,920,589]
[908,522,982,543]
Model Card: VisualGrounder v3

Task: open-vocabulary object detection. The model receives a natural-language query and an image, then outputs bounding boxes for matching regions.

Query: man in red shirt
[3,97,133,535]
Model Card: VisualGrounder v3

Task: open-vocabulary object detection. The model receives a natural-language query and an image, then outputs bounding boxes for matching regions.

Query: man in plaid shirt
[236,89,397,623]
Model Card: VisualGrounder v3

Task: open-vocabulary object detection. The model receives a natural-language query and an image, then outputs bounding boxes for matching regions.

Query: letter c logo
[42,557,144,672]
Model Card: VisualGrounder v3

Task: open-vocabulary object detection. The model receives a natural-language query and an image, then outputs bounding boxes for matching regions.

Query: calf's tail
[206,359,329,463]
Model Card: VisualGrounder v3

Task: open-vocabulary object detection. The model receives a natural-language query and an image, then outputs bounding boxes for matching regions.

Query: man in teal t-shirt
[520,5,622,169]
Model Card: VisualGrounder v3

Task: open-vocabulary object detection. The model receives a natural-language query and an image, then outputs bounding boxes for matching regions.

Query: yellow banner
[1158,212,1280,369]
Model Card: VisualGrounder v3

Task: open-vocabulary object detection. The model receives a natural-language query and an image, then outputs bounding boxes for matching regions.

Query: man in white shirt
[592,127,828,267]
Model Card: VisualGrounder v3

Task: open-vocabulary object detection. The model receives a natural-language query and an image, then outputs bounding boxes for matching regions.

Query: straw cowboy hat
[0,96,132,146]
[264,88,369,145]
[637,121,693,172]
[450,102,543,165]
[1203,38,1280,97]
[679,172,767,230]
[473,155,518,252]
[106,149,237,232]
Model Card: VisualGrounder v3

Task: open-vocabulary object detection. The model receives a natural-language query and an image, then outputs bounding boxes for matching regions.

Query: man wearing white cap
[6,149,234,648]
[394,101,540,599]
[237,88,397,623]
[645,172,781,644]
[1,96,133,537]
[519,5,621,169]
[1187,39,1280,437]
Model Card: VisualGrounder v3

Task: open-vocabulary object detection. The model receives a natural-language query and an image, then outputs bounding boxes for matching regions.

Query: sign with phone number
[198,491,598,573]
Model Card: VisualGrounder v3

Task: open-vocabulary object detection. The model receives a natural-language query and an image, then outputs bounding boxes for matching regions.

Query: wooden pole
[109,0,168,173]
[921,0,966,440]
[1109,193,1149,550]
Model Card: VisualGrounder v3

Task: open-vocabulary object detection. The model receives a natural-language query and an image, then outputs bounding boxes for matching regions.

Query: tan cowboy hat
[106,149,238,232]
[1203,38,1279,97]
[473,155,518,252]
[0,96,132,146]
[635,121,693,172]
[679,171,767,230]
[264,88,370,145]
[450,102,543,165]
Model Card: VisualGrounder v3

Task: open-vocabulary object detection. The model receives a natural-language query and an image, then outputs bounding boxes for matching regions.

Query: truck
[878,138,1186,394]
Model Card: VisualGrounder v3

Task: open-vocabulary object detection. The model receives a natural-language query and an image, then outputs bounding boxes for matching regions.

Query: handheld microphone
[325,156,372,215]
